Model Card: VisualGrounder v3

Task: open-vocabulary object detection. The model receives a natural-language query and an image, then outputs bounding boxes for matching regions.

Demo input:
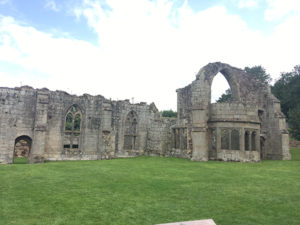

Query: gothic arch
[197,62,241,103]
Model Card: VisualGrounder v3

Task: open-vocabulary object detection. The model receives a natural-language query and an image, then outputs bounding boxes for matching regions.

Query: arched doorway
[14,135,32,164]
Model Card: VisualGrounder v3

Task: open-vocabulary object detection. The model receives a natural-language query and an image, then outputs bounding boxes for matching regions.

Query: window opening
[64,105,82,153]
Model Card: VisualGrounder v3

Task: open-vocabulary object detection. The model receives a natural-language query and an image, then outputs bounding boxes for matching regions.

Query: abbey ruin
[0,62,291,163]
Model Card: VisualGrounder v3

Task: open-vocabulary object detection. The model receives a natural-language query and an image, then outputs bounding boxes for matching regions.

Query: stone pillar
[29,90,49,163]
[216,127,221,159]
[240,128,244,151]
[191,107,208,161]
[228,130,232,150]
[281,133,291,160]
[256,131,260,153]
[249,131,252,151]
[101,102,113,158]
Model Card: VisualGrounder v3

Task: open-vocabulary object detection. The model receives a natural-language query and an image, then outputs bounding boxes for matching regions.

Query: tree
[217,65,271,103]
[161,110,177,118]
[271,65,300,118]
[216,89,232,103]
[244,65,272,85]
[288,105,300,140]
[271,65,300,140]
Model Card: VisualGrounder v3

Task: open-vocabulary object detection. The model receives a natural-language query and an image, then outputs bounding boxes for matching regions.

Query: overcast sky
[0,0,300,110]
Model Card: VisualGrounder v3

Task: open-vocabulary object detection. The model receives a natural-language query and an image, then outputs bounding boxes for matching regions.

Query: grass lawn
[1,149,300,225]
[13,157,28,164]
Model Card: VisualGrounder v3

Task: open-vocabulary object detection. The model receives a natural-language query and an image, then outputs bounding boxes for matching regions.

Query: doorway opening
[13,136,32,164]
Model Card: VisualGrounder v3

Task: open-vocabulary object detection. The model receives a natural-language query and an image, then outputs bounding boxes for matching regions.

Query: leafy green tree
[216,89,232,103]
[271,65,300,140]
[271,65,300,117]
[161,110,177,118]
[288,105,300,140]
[217,65,271,103]
[244,65,272,85]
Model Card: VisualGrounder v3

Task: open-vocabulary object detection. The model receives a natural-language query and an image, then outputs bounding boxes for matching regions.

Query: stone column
[216,127,221,158]
[281,133,291,160]
[191,106,209,161]
[240,128,244,151]
[256,130,260,152]
[249,131,252,151]
[228,130,232,150]
[101,102,113,158]
[29,90,49,163]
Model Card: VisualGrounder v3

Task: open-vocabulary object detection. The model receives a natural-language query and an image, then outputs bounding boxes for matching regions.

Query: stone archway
[14,135,32,163]
[196,62,241,104]
[190,62,243,161]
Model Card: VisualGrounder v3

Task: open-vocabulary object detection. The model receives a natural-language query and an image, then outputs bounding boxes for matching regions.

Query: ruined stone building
[0,62,291,164]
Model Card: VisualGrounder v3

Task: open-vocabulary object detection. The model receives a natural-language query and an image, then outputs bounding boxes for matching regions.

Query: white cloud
[265,0,300,21]
[0,0,10,5]
[238,0,259,8]
[0,0,300,110]
[44,0,60,12]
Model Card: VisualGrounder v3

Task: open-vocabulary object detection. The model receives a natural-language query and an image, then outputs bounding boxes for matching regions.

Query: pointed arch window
[124,111,138,150]
[63,105,82,153]
[65,105,81,136]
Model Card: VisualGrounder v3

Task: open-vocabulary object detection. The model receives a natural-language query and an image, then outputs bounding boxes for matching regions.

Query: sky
[0,0,300,110]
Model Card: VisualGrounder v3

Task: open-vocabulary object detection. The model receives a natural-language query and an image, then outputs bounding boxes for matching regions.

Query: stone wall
[0,86,172,164]
[0,62,290,163]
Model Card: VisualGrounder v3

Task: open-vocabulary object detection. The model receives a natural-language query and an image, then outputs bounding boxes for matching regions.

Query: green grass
[13,157,28,164]
[290,147,300,161]
[1,149,300,225]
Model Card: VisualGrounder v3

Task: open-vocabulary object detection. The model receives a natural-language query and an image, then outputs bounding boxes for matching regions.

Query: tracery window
[65,105,81,135]
[64,105,82,152]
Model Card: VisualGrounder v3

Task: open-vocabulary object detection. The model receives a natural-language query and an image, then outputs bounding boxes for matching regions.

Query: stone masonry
[0,62,290,163]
